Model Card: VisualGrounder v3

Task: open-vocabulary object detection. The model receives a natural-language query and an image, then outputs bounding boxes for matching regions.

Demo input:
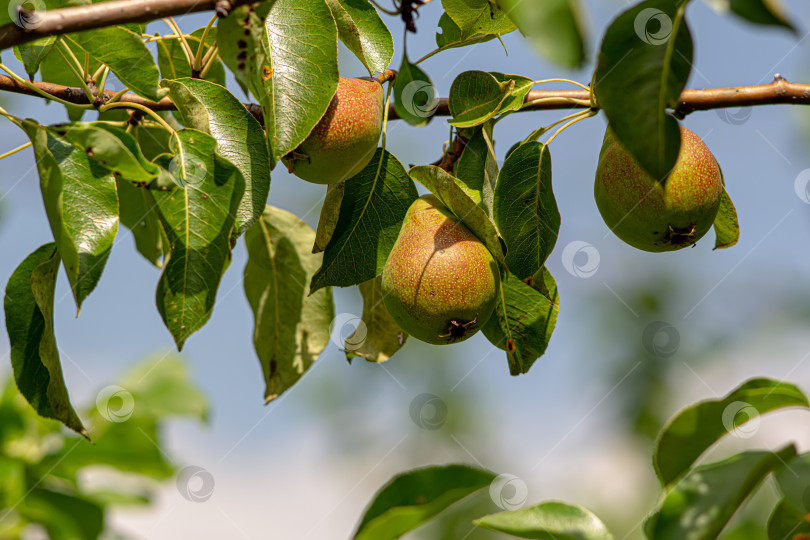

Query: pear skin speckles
[382,195,500,345]
[594,125,723,252]
[286,77,384,185]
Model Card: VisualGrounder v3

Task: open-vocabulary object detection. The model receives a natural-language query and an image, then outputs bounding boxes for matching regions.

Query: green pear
[382,195,500,345]
[285,77,384,185]
[594,125,724,252]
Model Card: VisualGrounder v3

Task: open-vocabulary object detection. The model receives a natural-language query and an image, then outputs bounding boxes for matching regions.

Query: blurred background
[1,0,810,537]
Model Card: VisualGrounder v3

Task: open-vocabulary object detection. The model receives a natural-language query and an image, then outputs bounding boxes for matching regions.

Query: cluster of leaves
[0,0,798,437]
[350,378,810,539]
[0,356,207,539]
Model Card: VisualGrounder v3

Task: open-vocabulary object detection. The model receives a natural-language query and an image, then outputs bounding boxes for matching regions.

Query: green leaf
[219,0,339,165]
[152,129,245,350]
[774,452,810,513]
[767,499,810,540]
[345,276,407,363]
[116,178,165,267]
[454,122,498,216]
[441,0,517,37]
[244,206,335,403]
[448,71,514,128]
[645,446,797,540]
[474,501,615,540]
[654,378,808,486]
[4,243,88,438]
[482,268,559,375]
[496,0,586,69]
[713,182,739,249]
[38,46,101,121]
[51,122,162,184]
[326,0,394,74]
[490,73,534,113]
[22,120,119,311]
[313,181,345,254]
[727,0,797,33]
[18,488,103,540]
[435,13,496,51]
[13,37,56,78]
[162,78,271,236]
[65,26,164,101]
[394,56,437,127]
[310,149,418,292]
[353,464,496,540]
[156,27,225,87]
[494,142,559,280]
[594,0,693,181]
[408,165,506,272]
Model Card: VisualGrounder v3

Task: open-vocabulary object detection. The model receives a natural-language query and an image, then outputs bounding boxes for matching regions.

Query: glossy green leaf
[354,464,496,540]
[219,0,339,165]
[50,122,162,184]
[346,276,407,363]
[454,122,498,216]
[163,77,271,236]
[474,501,615,540]
[494,142,559,280]
[767,499,810,540]
[311,149,418,292]
[645,446,797,540]
[713,176,739,250]
[441,0,517,37]
[13,37,56,78]
[156,27,225,86]
[4,243,87,438]
[435,13,496,51]
[22,120,119,311]
[408,165,506,271]
[244,206,335,403]
[394,56,437,127]
[116,178,165,267]
[313,181,345,254]
[18,488,103,540]
[774,451,810,513]
[38,46,100,122]
[448,70,514,128]
[497,0,586,68]
[594,0,693,181]
[654,378,808,486]
[152,129,245,350]
[65,26,164,101]
[727,0,796,32]
[490,73,534,113]
[326,0,394,74]
[482,268,559,375]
